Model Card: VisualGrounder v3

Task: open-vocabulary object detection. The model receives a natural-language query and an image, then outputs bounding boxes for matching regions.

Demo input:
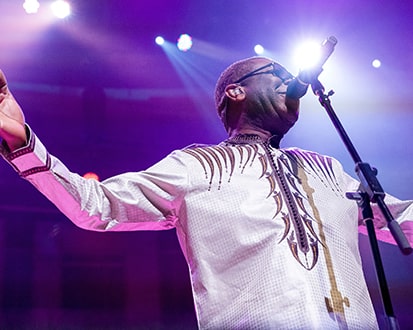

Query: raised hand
[0,70,27,151]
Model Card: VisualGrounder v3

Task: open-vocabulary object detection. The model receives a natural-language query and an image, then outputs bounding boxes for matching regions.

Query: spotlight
[293,40,322,70]
[177,34,193,52]
[254,44,265,55]
[372,59,381,68]
[155,36,165,46]
[51,0,71,19]
[83,172,100,181]
[23,0,40,14]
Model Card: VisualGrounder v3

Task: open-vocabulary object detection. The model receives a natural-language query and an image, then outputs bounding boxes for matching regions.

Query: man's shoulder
[172,143,222,161]
[281,146,332,158]
[280,147,340,167]
[182,143,217,150]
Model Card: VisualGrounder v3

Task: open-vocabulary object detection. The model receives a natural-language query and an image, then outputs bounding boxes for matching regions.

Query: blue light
[254,44,265,55]
[372,59,381,68]
[177,34,193,52]
[155,36,165,46]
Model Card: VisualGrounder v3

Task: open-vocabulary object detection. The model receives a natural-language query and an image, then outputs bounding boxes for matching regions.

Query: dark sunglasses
[234,62,294,84]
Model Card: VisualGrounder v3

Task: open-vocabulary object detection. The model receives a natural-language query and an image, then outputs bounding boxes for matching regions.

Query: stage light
[372,59,381,68]
[293,40,322,70]
[254,44,264,55]
[83,172,100,181]
[155,36,165,46]
[23,0,40,14]
[177,34,193,52]
[51,0,71,19]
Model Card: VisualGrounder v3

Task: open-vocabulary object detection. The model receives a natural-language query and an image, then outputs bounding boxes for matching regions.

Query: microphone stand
[311,79,412,330]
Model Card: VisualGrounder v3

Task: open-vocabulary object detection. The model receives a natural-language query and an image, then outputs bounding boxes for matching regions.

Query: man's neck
[226,128,282,148]
[227,127,271,141]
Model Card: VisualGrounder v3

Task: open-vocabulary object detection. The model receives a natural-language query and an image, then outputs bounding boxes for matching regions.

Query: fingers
[0,70,24,122]
[0,70,27,150]
[0,111,27,151]
[0,69,7,91]
[0,70,10,103]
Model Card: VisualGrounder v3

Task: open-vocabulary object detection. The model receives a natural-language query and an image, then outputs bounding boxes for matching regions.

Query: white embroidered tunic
[2,129,413,329]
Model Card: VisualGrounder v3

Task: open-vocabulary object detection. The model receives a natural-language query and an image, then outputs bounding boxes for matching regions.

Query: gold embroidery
[182,145,254,189]
[296,157,350,328]
[184,144,344,273]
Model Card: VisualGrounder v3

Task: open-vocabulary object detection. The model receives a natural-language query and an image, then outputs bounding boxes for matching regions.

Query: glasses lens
[272,66,293,81]
[235,63,293,84]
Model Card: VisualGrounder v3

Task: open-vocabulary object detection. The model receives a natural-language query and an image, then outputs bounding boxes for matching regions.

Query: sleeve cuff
[0,125,51,178]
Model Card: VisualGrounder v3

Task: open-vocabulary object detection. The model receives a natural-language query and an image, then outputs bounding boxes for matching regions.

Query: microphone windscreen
[286,77,309,100]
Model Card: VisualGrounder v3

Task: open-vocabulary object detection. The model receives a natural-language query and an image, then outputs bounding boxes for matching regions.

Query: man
[0,57,412,329]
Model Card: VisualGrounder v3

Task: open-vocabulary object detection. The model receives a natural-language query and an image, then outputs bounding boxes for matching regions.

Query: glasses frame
[234,62,294,84]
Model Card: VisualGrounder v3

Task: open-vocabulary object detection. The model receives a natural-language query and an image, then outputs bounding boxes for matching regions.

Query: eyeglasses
[234,62,294,84]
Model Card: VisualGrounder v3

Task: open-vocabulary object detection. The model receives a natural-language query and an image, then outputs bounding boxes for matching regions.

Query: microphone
[286,36,338,99]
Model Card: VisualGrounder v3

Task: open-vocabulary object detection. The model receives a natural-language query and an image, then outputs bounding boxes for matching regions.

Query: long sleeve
[359,192,413,245]
[0,126,189,232]
[338,165,413,245]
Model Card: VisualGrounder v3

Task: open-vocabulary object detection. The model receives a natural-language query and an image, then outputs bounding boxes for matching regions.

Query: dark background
[0,0,412,328]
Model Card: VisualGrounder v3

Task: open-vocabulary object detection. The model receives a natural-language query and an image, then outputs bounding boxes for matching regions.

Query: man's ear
[225,84,246,101]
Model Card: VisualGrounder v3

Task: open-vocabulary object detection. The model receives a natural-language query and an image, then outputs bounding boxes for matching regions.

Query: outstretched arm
[0,70,27,151]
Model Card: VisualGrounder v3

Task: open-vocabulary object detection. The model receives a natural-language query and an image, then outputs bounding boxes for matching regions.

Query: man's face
[237,58,300,136]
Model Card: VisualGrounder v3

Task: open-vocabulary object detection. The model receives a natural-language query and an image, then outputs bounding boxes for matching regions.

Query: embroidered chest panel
[183,143,345,270]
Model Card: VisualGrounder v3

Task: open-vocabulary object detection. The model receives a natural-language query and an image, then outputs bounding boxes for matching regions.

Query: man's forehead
[247,58,282,70]
[249,58,273,66]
